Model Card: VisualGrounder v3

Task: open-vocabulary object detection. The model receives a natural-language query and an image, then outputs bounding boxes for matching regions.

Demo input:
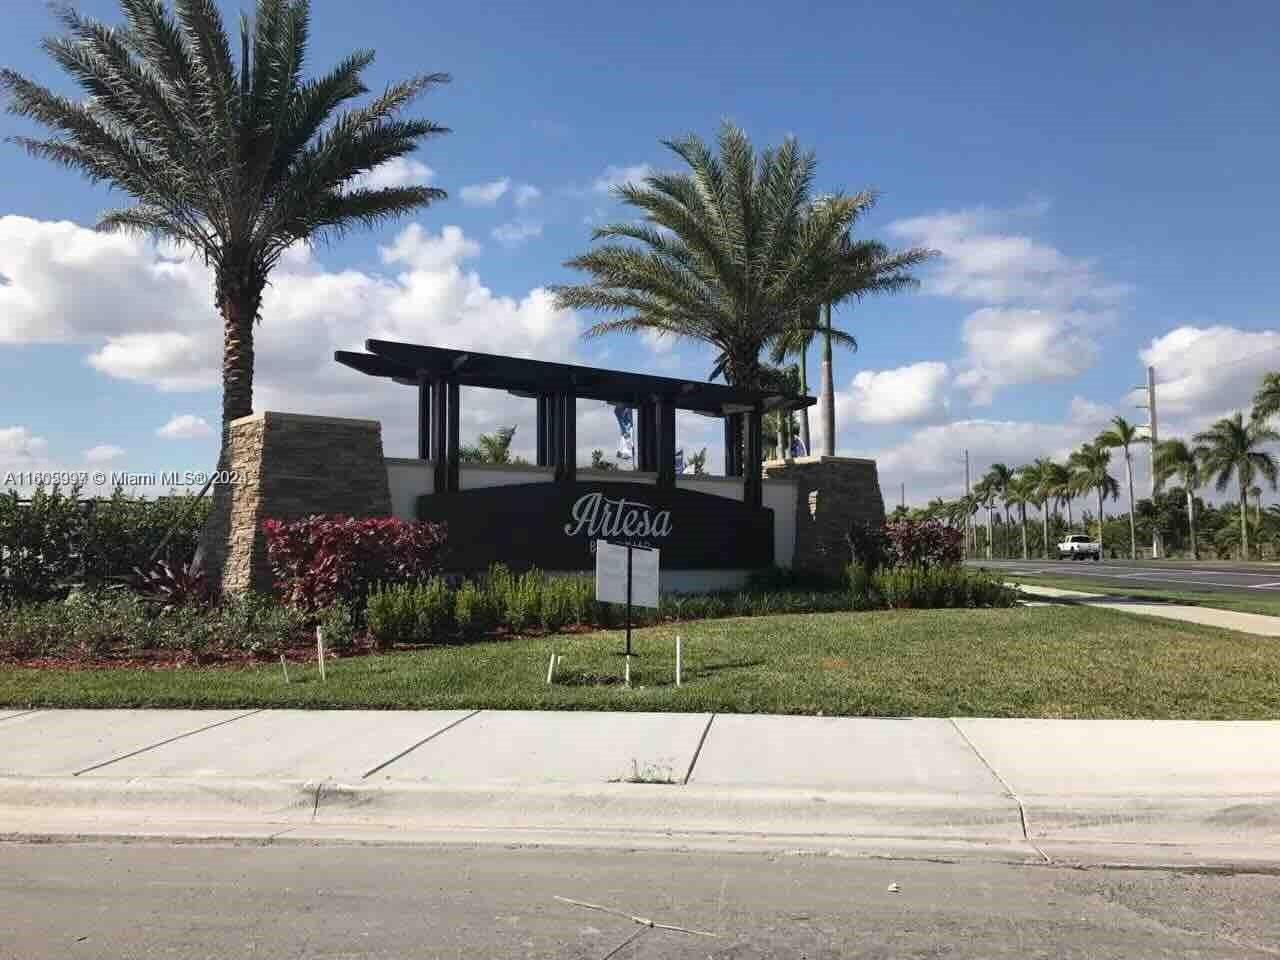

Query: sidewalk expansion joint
[71,709,265,776]
[682,714,716,785]
[949,717,1051,864]
[360,709,482,780]
[0,710,40,725]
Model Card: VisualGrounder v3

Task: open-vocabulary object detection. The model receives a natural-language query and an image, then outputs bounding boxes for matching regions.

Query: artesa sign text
[563,491,673,539]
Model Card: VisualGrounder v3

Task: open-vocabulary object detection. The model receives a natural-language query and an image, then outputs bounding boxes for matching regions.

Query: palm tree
[461,426,517,464]
[1043,460,1073,533]
[1022,458,1055,558]
[2,0,448,445]
[1252,372,1280,424]
[973,477,996,560]
[1006,472,1035,560]
[1098,416,1146,560]
[983,463,1015,557]
[1069,442,1119,558]
[1195,413,1279,560]
[1252,485,1264,529]
[553,123,933,393]
[1153,438,1202,559]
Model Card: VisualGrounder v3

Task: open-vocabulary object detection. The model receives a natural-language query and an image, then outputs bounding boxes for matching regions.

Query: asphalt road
[969,557,1280,594]
[4,841,1280,959]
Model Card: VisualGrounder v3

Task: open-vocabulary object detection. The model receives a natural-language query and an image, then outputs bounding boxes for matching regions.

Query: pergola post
[557,390,577,483]
[431,377,448,492]
[656,396,676,488]
[724,413,743,477]
[743,405,763,509]
[446,377,460,493]
[535,395,549,466]
[417,377,432,461]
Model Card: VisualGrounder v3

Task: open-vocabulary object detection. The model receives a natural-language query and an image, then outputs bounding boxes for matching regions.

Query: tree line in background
[895,371,1280,561]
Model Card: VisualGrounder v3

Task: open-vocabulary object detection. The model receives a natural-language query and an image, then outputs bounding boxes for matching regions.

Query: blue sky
[1,0,1278,503]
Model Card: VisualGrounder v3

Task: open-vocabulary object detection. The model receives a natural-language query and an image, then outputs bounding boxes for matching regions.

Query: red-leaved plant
[883,519,963,570]
[261,516,448,611]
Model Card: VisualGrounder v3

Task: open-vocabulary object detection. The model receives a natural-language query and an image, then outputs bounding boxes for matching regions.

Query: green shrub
[508,570,546,632]
[315,603,356,651]
[540,576,579,632]
[871,566,1018,609]
[365,579,454,647]
[485,563,516,624]
[453,579,498,639]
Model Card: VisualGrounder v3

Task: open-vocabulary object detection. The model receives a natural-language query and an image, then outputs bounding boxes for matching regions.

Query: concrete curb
[3,776,1279,861]
[0,776,1021,843]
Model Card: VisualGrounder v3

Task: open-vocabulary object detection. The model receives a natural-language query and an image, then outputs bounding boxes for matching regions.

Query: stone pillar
[762,455,886,578]
[199,412,393,595]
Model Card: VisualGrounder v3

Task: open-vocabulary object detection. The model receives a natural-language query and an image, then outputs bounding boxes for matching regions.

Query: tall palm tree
[2,0,448,444]
[1022,458,1055,558]
[1006,472,1035,560]
[554,123,934,394]
[1044,460,1073,532]
[1069,441,1120,558]
[1098,416,1146,560]
[984,463,1015,557]
[1252,372,1280,424]
[461,426,517,464]
[1153,438,1202,559]
[1195,413,1279,560]
[1251,485,1264,529]
[973,476,996,560]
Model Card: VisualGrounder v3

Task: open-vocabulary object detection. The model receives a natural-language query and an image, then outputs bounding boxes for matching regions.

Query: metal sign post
[625,543,633,657]
[595,539,660,663]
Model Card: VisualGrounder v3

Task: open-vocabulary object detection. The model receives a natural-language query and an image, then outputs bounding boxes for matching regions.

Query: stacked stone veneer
[199,412,393,595]
[762,456,886,578]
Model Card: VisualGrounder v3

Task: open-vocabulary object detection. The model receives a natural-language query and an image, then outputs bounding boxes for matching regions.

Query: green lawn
[2,606,1278,719]
[998,571,1280,617]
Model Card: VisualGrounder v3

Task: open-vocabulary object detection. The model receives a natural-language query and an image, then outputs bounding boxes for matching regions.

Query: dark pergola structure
[335,339,815,508]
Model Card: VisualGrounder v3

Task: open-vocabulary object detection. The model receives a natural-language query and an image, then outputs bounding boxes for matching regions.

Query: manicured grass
[998,571,1280,617]
[2,606,1278,718]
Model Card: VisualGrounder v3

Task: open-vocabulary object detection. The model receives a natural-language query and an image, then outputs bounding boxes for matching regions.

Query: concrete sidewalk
[2,708,1278,866]
[1012,582,1280,636]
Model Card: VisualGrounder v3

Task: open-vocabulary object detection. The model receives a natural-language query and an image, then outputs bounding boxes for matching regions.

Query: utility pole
[900,481,906,510]
[964,449,972,558]
[1136,365,1160,558]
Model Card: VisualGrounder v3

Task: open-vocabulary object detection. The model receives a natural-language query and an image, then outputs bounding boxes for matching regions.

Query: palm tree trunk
[1003,506,1012,558]
[1186,488,1198,560]
[1124,449,1137,560]
[1096,486,1105,562]
[1041,503,1049,559]
[986,506,993,560]
[1020,505,1028,559]
[798,342,811,455]
[1065,496,1073,529]
[1240,480,1250,560]
[820,303,835,457]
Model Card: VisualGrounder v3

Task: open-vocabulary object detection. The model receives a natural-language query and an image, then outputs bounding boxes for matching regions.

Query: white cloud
[593,164,652,194]
[955,307,1100,405]
[836,361,951,425]
[513,184,542,208]
[0,426,50,466]
[1068,395,1112,429]
[491,220,543,248]
[0,215,683,467]
[89,331,218,391]
[460,177,511,207]
[889,204,1127,404]
[84,444,125,463]
[347,158,435,192]
[157,415,214,440]
[1139,325,1280,418]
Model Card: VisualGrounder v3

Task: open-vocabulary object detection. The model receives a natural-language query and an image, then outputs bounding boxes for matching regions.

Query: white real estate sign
[595,540,660,609]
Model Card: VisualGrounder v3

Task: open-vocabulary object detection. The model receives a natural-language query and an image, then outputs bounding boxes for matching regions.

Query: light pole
[1136,366,1160,558]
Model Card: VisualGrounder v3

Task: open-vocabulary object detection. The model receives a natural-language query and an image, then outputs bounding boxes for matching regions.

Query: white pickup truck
[1056,534,1101,561]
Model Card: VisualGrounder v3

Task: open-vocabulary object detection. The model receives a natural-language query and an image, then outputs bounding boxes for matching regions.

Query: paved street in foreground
[4,841,1279,959]
[971,558,1280,594]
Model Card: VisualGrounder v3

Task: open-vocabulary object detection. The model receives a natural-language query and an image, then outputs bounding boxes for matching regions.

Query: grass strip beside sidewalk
[2,607,1278,719]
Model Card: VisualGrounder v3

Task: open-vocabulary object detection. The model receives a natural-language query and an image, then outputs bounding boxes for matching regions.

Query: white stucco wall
[386,458,433,520]
[763,479,797,568]
[460,463,554,489]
